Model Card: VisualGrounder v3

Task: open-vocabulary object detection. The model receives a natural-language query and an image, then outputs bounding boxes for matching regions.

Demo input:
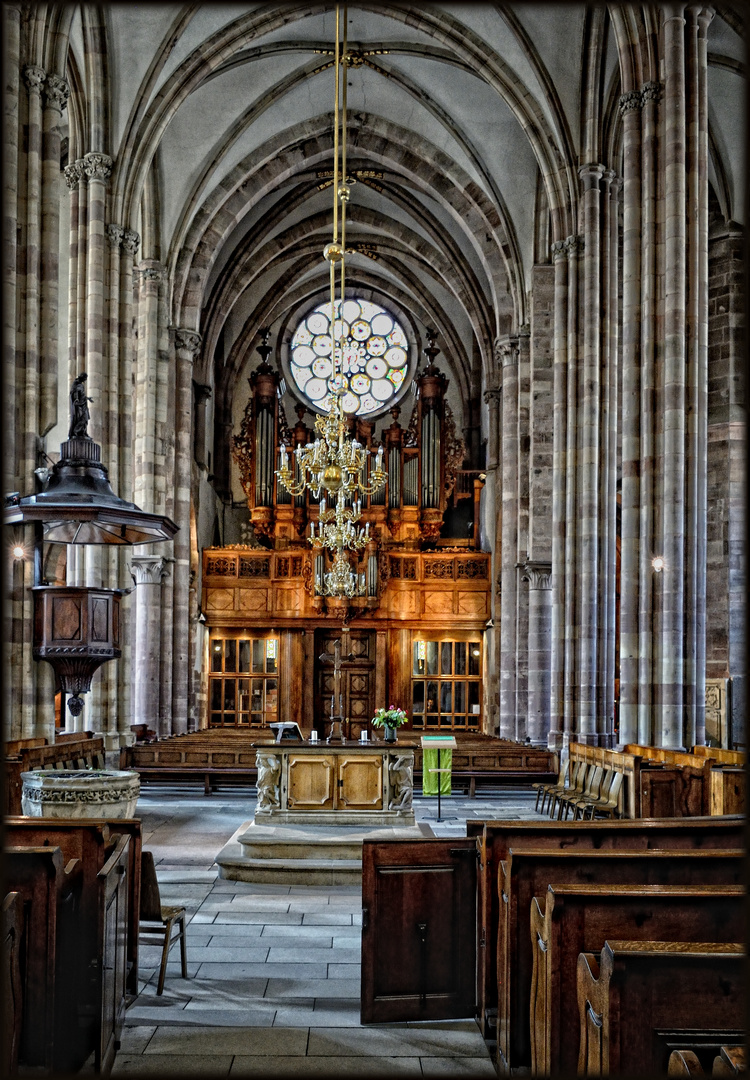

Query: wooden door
[287,754,335,809]
[361,838,477,1023]
[314,630,374,738]
[338,754,383,810]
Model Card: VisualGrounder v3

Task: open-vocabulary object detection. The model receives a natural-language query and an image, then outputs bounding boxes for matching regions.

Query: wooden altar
[253,741,415,825]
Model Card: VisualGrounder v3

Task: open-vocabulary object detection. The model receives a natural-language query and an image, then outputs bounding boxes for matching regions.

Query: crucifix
[318,628,355,743]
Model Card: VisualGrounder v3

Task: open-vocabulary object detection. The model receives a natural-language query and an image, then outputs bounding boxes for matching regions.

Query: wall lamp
[652,556,665,573]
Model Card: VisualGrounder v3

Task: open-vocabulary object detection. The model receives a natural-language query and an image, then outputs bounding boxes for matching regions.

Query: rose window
[290,299,409,416]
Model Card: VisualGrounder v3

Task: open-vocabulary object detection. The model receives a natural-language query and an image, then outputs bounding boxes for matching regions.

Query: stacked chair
[534,760,623,820]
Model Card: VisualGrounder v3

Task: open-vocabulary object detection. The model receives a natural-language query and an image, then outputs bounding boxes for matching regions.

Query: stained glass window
[290,299,409,416]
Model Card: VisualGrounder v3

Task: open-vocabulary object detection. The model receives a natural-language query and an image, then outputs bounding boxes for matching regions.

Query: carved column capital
[483,386,502,406]
[64,159,85,189]
[194,382,213,404]
[106,223,124,249]
[82,151,113,182]
[121,229,140,258]
[130,555,173,586]
[522,560,552,590]
[43,73,69,112]
[23,65,46,94]
[578,162,606,189]
[618,89,643,115]
[495,335,519,366]
[641,81,663,105]
[171,328,202,357]
[550,239,567,262]
[564,234,584,257]
[138,260,164,283]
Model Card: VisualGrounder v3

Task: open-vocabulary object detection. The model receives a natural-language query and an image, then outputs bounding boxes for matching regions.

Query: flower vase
[383,724,397,743]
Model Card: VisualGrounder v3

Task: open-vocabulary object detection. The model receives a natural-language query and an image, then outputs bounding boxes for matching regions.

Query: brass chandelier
[276,4,386,596]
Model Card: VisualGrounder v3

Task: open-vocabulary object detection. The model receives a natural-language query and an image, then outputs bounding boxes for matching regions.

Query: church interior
[3,2,746,1077]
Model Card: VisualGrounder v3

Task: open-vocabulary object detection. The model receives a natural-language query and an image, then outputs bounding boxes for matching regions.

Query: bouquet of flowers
[371,705,409,728]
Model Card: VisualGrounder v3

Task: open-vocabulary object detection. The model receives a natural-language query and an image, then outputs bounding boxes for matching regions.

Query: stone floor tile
[127,1006,279,1027]
[188,912,218,923]
[264,977,361,999]
[307,1026,488,1057]
[188,946,270,963]
[134,977,270,1002]
[331,935,361,949]
[327,963,361,978]
[301,912,353,925]
[230,1055,422,1076]
[143,1026,308,1057]
[197,961,329,980]
[274,1005,361,1027]
[255,931,334,948]
[113,1053,233,1075]
[206,930,266,944]
[154,870,218,884]
[265,946,353,963]
[419,1056,497,1076]
[212,911,303,924]
[117,1026,157,1053]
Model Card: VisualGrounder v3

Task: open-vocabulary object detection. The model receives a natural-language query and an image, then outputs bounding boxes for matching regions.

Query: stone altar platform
[215,818,432,885]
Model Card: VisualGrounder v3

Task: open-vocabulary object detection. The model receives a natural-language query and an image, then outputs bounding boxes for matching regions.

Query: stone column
[549,239,568,749]
[193,382,212,470]
[563,235,582,736]
[577,164,604,744]
[637,81,660,745]
[483,385,501,736]
[515,327,531,737]
[3,4,20,736]
[134,263,162,512]
[524,561,552,744]
[603,173,621,745]
[660,3,688,748]
[171,328,202,735]
[116,230,140,740]
[130,556,172,735]
[617,85,643,746]
[39,73,68,436]
[498,335,519,739]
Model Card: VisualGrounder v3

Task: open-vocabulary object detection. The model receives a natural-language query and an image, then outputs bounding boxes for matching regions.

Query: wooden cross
[318,634,355,720]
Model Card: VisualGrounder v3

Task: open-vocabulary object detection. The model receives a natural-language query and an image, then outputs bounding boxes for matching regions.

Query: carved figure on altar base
[388,754,414,812]
[255,751,281,811]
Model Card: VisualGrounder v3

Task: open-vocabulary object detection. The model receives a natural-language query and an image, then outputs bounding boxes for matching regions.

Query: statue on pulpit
[69,372,93,439]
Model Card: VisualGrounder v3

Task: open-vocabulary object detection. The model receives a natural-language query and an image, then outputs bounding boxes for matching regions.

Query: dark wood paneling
[361,839,476,1023]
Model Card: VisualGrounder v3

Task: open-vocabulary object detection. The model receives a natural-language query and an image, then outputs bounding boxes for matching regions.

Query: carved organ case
[202,335,489,735]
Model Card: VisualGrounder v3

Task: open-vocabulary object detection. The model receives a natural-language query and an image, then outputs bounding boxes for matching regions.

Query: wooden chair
[533,759,568,813]
[138,851,188,995]
[548,761,586,818]
[574,768,614,820]
[560,765,603,819]
[586,771,624,818]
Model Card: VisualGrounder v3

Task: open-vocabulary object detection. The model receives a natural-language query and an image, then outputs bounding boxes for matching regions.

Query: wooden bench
[577,941,745,1076]
[5,817,142,996]
[470,816,745,1042]
[4,733,106,815]
[530,882,746,1075]
[669,1045,747,1076]
[623,742,746,817]
[497,846,744,1073]
[122,733,261,794]
[2,891,24,1076]
[5,846,80,1072]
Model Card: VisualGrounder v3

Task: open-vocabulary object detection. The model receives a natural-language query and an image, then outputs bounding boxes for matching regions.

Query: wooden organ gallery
[203,334,488,738]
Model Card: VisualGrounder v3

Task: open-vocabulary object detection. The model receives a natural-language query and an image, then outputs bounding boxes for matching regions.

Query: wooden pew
[2,891,24,1076]
[472,816,744,1040]
[497,847,744,1073]
[4,816,142,996]
[529,882,745,1075]
[4,733,106,814]
[5,846,80,1072]
[577,941,744,1076]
